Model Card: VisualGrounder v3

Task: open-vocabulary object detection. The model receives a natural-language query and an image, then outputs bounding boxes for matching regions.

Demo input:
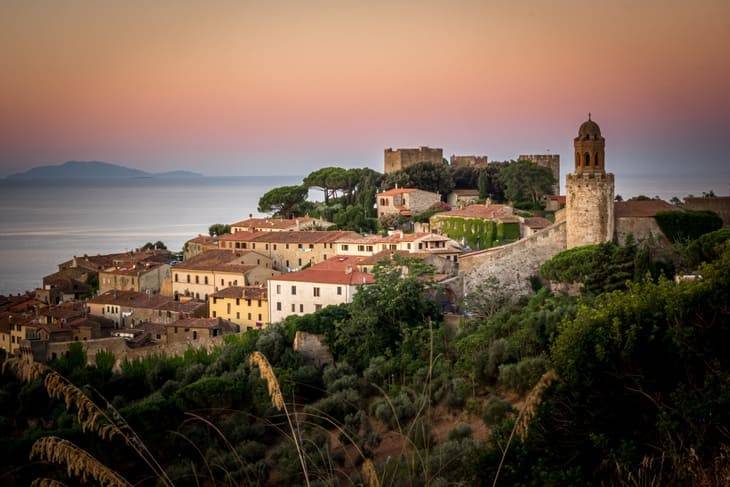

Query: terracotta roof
[546,195,566,203]
[231,216,331,230]
[337,232,437,244]
[271,269,375,285]
[615,200,675,218]
[432,203,518,222]
[211,286,268,300]
[270,255,374,285]
[219,230,360,244]
[100,261,167,276]
[90,290,172,309]
[187,235,219,245]
[377,187,421,196]
[174,250,259,273]
[523,217,552,229]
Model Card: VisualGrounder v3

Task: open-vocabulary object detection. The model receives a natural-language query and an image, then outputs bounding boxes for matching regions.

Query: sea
[0,176,301,294]
[0,171,725,295]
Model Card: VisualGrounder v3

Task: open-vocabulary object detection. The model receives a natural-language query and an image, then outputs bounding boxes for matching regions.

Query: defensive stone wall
[460,220,567,296]
[384,147,443,174]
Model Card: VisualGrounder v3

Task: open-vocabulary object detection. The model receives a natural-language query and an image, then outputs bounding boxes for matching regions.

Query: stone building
[184,235,220,260]
[172,250,277,300]
[376,187,441,218]
[209,286,269,330]
[230,216,334,233]
[384,147,443,174]
[267,256,374,323]
[99,262,171,295]
[519,154,561,195]
[218,231,360,272]
[450,155,488,168]
[565,116,614,249]
[88,290,206,328]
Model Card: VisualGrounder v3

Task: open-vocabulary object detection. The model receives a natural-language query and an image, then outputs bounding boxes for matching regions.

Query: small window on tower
[584,153,590,166]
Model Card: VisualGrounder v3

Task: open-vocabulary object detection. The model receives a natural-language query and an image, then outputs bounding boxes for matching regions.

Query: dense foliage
[383,161,454,196]
[257,185,310,218]
[654,209,722,242]
[539,240,674,294]
[498,159,555,205]
[208,223,231,236]
[437,216,520,250]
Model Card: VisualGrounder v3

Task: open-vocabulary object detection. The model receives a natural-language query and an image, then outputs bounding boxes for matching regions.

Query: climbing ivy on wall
[438,217,520,250]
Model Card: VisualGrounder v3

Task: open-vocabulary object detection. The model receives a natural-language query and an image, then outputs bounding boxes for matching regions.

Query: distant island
[5,161,204,180]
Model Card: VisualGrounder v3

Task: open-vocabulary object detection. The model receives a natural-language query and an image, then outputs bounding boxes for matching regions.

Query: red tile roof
[523,217,552,229]
[376,187,420,196]
[219,230,360,244]
[615,200,675,218]
[211,286,268,300]
[270,256,374,285]
[432,203,518,221]
[174,250,260,273]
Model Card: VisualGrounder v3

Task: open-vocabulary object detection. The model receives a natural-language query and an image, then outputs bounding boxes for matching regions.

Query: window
[286,244,290,249]
[298,258,302,266]
[195,275,199,284]
[174,273,178,282]
[299,304,304,312]
[337,286,342,296]
[273,244,277,250]
[407,243,411,249]
[309,244,314,249]
[313,287,320,297]
[248,313,252,320]
[276,284,281,294]
[187,275,190,283]
[227,303,231,314]
[291,285,297,295]
[298,244,303,249]
[193,331,197,340]
[291,304,296,312]
[315,304,322,311]
[277,302,282,311]
[358,245,364,252]
[342,244,349,251]
[257,299,262,307]
[236,298,240,305]
[584,152,590,165]
[204,276,208,285]
[265,244,269,250]
[236,312,240,319]
[221,279,224,286]
[366,245,373,252]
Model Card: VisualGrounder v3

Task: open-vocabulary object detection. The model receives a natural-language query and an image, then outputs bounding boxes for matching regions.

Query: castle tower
[565,115,614,248]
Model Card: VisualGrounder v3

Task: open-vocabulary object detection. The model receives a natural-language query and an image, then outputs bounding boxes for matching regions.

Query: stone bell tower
[566,114,615,248]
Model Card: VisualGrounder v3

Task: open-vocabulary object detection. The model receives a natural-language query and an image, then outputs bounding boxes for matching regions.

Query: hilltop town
[1,117,728,364]
[2,118,729,486]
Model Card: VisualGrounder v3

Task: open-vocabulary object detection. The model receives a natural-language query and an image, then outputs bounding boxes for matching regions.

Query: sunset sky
[1,0,729,192]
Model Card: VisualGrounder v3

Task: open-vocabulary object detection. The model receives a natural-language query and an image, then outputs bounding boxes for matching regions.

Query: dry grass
[30,479,67,487]
[249,351,285,411]
[30,437,131,487]
[248,350,310,486]
[361,458,380,487]
[492,369,559,487]
[3,356,172,487]
[514,369,558,441]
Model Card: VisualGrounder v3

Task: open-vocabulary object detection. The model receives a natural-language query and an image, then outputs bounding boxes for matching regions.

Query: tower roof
[578,114,601,137]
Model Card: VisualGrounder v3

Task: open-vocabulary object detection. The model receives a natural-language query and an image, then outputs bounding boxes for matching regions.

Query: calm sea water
[0,177,301,294]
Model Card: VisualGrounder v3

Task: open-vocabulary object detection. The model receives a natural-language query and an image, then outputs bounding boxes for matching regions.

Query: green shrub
[448,423,473,441]
[655,209,722,242]
[482,397,514,425]
[684,228,730,267]
[498,355,550,393]
[436,216,519,250]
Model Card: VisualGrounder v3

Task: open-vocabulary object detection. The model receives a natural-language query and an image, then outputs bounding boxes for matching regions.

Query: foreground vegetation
[2,230,729,485]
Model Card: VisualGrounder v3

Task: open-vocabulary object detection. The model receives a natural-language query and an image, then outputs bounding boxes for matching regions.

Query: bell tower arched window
[584,153,590,166]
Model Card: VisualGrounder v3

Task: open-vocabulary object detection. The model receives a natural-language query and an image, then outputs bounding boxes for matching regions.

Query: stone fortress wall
[384,147,443,174]
[460,220,567,296]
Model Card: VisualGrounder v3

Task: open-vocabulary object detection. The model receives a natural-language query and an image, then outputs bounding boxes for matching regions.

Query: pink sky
[1,0,729,185]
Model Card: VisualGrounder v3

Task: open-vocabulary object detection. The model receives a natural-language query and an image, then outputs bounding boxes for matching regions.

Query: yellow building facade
[209,286,269,331]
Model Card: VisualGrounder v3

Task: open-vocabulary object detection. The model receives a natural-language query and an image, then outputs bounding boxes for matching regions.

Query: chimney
[345,265,353,275]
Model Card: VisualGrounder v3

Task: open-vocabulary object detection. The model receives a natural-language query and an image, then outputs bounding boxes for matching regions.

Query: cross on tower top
[588,112,591,121]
